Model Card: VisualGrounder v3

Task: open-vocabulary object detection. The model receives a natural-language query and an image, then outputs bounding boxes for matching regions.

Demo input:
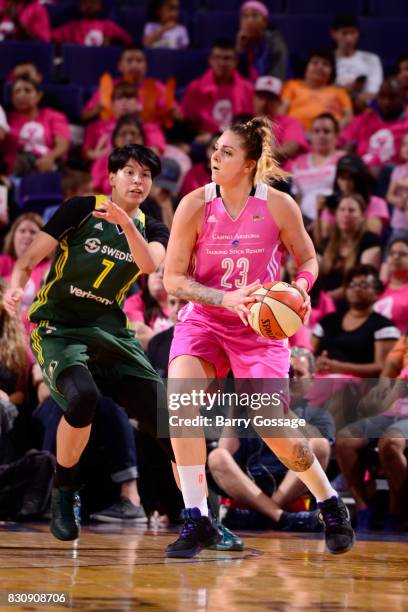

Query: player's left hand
[92,199,131,227]
[291,280,311,325]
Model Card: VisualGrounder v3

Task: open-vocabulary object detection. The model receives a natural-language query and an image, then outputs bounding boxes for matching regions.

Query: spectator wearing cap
[338,77,408,170]
[281,49,353,133]
[236,0,288,82]
[331,14,383,112]
[181,39,254,138]
[253,76,307,164]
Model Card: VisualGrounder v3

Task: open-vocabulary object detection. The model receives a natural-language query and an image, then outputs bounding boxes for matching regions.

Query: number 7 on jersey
[93,259,115,289]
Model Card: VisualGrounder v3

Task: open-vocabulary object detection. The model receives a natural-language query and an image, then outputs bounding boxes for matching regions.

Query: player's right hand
[221,280,262,325]
[3,287,24,316]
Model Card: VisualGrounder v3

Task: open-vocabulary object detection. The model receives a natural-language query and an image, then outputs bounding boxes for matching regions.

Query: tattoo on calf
[278,441,314,472]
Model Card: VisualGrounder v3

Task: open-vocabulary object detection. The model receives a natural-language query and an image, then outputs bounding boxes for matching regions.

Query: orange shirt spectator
[281,49,352,133]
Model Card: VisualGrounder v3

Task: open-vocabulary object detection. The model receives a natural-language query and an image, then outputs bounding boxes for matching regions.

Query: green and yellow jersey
[28,195,168,330]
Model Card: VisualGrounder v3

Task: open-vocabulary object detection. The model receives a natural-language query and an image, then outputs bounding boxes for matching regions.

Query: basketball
[247,281,306,339]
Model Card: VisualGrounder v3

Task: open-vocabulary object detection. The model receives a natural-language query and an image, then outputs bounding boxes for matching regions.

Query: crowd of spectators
[0,0,408,533]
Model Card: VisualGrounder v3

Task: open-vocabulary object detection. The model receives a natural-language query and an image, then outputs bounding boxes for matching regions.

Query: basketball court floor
[0,522,407,611]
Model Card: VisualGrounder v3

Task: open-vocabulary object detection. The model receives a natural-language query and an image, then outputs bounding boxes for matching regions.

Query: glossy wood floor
[0,522,407,611]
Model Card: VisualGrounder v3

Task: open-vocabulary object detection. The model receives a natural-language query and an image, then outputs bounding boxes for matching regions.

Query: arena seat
[359,18,408,61]
[193,11,240,48]
[205,0,284,11]
[116,6,147,44]
[287,0,365,15]
[368,0,408,17]
[272,15,332,60]
[40,84,84,123]
[16,172,63,212]
[145,48,210,87]
[0,42,54,81]
[45,2,80,28]
[46,0,116,26]
[62,44,121,86]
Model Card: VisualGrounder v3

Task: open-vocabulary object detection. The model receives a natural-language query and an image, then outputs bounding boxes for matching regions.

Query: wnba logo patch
[198,473,204,485]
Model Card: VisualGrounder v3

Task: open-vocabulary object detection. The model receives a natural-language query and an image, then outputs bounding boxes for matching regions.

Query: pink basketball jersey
[180,182,283,322]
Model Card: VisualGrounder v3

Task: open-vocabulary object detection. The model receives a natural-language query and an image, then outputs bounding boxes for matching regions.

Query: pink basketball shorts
[169,305,290,379]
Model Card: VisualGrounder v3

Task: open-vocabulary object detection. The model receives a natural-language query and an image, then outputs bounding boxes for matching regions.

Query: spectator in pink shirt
[339,78,408,169]
[181,39,254,138]
[0,0,50,42]
[3,77,70,175]
[253,75,308,164]
[0,213,49,326]
[52,0,132,47]
[124,262,172,350]
[91,114,145,195]
[288,113,344,224]
[91,114,175,227]
[386,133,408,242]
[83,81,165,162]
[81,46,168,126]
[374,238,408,333]
[315,154,389,244]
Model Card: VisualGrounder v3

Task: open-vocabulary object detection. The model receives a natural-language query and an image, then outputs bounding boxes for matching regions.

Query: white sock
[295,458,338,503]
[177,465,208,516]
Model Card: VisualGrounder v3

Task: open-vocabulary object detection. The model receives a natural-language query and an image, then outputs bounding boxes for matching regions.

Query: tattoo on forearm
[278,441,314,472]
[172,278,224,306]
